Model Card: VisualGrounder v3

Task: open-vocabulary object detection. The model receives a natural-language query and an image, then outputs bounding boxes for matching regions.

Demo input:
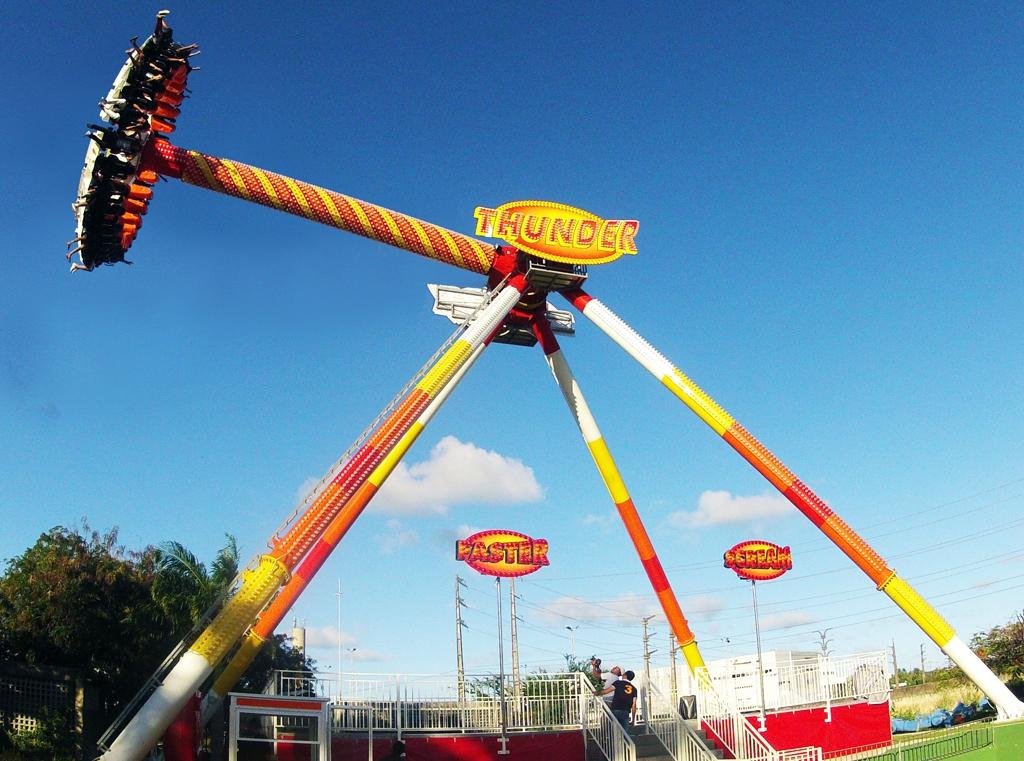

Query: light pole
[565,625,578,661]
[751,580,768,732]
[336,580,343,701]
[344,647,356,692]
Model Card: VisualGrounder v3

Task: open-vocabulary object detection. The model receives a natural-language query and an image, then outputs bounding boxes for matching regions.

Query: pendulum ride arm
[203,339,489,721]
[138,139,497,274]
[70,14,496,275]
[562,288,1024,720]
[530,317,708,675]
[99,276,527,761]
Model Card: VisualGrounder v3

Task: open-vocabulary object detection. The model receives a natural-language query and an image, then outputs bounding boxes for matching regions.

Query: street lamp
[565,625,578,661]
[340,647,357,701]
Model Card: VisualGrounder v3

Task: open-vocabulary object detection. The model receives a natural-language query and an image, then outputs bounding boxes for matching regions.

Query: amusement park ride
[69,13,1024,761]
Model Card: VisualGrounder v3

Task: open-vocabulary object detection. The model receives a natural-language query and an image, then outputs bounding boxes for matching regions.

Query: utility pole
[642,615,657,730]
[455,576,467,701]
[668,631,678,706]
[510,579,522,699]
[813,628,833,658]
[890,640,899,687]
[920,644,926,685]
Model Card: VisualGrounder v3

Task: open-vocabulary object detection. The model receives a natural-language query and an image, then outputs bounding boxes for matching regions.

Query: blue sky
[2,2,1023,684]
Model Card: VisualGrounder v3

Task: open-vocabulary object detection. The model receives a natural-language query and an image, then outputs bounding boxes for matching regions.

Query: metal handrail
[644,679,720,761]
[695,666,785,761]
[581,675,636,761]
[274,670,586,734]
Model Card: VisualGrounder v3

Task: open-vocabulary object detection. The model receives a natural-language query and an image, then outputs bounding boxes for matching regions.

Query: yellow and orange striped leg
[564,288,1024,720]
[142,139,496,275]
[531,318,707,674]
[100,277,527,761]
[269,275,527,571]
[204,341,489,719]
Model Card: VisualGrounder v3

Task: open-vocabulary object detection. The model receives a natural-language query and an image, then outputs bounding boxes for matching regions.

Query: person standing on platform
[599,670,637,728]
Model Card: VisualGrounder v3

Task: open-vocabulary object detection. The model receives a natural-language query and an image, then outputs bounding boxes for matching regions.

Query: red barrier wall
[743,701,892,758]
[332,730,584,761]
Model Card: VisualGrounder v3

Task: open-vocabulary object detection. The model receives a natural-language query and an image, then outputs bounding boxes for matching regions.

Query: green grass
[883,721,1024,761]
[987,720,1024,760]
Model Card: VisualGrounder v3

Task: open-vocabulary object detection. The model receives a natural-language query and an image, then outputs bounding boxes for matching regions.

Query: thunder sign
[473,201,639,265]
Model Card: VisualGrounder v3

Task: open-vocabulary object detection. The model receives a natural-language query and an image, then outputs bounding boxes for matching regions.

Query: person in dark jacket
[599,670,637,728]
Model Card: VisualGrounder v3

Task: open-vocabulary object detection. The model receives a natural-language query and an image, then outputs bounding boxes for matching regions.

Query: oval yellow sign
[724,540,792,581]
[455,529,549,578]
[473,201,638,265]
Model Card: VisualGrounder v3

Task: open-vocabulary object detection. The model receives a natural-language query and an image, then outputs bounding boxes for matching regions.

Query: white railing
[735,716,780,761]
[694,668,745,758]
[694,668,796,761]
[779,748,823,761]
[645,679,719,761]
[651,651,890,716]
[272,670,585,734]
[693,652,891,715]
[815,653,890,705]
[581,683,635,761]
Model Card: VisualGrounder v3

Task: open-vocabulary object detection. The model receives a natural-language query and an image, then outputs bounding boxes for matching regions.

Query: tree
[235,633,315,694]
[150,535,315,693]
[971,612,1024,681]
[564,654,604,691]
[151,534,239,630]
[0,524,315,739]
[0,525,173,701]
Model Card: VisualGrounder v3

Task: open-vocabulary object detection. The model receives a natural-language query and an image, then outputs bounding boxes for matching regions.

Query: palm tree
[149,534,315,696]
[152,534,239,629]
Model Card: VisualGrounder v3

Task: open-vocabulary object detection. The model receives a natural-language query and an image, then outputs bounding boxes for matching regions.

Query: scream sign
[724,540,793,581]
[456,530,549,578]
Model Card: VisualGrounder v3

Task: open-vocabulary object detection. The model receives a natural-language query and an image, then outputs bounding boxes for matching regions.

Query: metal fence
[272,670,586,734]
[651,651,891,715]
[581,687,635,761]
[853,725,992,761]
[698,653,891,714]
[644,678,720,761]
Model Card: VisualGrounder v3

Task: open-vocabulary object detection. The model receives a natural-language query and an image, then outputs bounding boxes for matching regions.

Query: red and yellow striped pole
[204,340,490,718]
[531,318,707,674]
[100,277,526,761]
[142,138,496,275]
[564,288,1024,720]
[269,276,526,571]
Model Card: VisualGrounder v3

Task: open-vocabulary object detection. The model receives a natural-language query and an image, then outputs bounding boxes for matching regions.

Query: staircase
[681,720,724,759]
[627,724,672,761]
[626,721,723,761]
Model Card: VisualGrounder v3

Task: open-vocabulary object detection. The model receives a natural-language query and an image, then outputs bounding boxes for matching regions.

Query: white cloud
[302,625,357,649]
[582,512,616,528]
[681,594,727,621]
[349,649,386,663]
[760,611,816,631]
[294,475,323,504]
[536,593,661,625]
[667,490,794,528]
[372,436,543,516]
[299,629,386,664]
[378,519,419,555]
[434,523,483,549]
